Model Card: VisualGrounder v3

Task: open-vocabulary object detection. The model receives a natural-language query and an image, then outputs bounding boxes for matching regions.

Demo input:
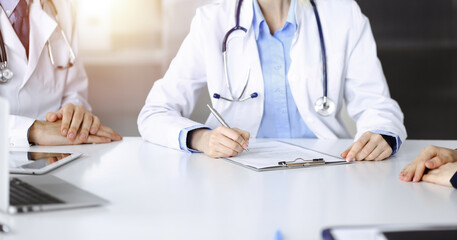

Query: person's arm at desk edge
[400,146,457,188]
[340,131,401,162]
[28,120,120,146]
[422,162,457,188]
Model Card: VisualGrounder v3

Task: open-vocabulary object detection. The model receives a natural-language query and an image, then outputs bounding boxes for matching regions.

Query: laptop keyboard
[10,178,64,206]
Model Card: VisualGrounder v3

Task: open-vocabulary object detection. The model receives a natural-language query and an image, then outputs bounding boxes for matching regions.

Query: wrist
[28,120,43,144]
[189,129,210,152]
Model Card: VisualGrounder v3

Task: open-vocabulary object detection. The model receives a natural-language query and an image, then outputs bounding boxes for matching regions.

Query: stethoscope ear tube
[310,0,335,116]
[0,27,7,63]
[0,27,13,83]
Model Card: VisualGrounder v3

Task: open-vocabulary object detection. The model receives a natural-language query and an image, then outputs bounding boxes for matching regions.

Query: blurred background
[77,0,457,139]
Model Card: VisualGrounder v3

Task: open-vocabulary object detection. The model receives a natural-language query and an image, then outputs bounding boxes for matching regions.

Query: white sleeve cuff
[9,115,35,148]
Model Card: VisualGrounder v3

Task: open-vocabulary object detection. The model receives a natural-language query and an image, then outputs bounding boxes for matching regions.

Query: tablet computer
[9,151,83,175]
[322,225,457,240]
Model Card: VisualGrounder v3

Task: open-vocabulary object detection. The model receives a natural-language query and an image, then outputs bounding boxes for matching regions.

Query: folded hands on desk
[400,146,457,187]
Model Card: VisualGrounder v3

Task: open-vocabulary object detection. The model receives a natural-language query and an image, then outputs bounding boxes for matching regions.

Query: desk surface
[1,138,457,240]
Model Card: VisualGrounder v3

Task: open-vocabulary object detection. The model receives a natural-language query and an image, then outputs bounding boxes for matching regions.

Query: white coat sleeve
[60,2,91,111]
[137,9,208,150]
[344,1,407,143]
[8,115,35,148]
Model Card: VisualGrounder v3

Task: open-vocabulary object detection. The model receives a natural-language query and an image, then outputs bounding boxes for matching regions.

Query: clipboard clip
[278,158,325,168]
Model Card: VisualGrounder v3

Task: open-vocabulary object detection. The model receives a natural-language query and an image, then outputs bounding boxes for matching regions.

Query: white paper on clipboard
[225,141,346,171]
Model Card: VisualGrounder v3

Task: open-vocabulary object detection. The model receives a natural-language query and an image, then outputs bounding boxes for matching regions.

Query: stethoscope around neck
[0,31,13,83]
[0,0,76,84]
[213,0,335,117]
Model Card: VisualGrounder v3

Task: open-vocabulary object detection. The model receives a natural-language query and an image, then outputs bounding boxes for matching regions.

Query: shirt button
[274,65,282,71]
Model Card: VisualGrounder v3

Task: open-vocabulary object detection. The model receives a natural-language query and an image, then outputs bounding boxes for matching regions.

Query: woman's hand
[29,120,116,146]
[340,131,392,162]
[46,103,121,141]
[189,127,250,158]
[399,146,457,182]
[422,162,457,187]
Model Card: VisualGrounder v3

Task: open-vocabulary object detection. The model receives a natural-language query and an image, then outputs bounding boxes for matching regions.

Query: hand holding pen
[187,105,250,158]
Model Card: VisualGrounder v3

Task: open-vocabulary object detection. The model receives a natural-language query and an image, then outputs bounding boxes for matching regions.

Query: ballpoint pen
[206,104,249,151]
[0,223,10,233]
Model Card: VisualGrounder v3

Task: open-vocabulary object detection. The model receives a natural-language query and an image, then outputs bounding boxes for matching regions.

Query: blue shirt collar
[252,0,297,40]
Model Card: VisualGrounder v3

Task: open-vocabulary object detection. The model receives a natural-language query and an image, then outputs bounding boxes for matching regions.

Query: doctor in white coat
[138,0,407,160]
[0,0,121,147]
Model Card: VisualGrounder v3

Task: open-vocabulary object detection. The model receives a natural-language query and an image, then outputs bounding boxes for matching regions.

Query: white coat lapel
[23,0,57,86]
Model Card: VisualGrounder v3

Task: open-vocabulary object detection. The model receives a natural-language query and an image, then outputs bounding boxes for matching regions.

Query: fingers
[425,156,444,169]
[340,144,352,158]
[233,128,250,149]
[204,127,250,158]
[85,135,112,144]
[412,159,427,182]
[345,132,371,162]
[60,104,74,137]
[67,105,86,141]
[93,124,122,141]
[399,146,438,182]
[399,163,415,182]
[345,133,392,162]
[210,135,243,157]
[218,133,244,153]
[79,113,93,141]
[90,116,101,135]
[46,112,58,122]
[355,140,377,161]
[375,148,393,161]
[219,127,247,149]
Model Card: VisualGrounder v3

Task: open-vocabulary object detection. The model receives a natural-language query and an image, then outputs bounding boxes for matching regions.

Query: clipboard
[224,141,348,171]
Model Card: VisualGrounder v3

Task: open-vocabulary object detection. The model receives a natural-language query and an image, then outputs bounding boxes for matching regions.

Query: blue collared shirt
[254,0,316,139]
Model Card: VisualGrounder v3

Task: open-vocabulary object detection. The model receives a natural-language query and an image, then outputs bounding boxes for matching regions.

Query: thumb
[425,157,445,169]
[46,112,58,122]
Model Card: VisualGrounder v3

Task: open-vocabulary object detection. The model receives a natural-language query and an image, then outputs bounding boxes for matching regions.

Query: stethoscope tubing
[310,0,328,99]
[215,0,334,116]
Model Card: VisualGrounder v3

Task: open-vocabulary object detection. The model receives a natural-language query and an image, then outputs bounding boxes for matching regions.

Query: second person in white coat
[138,0,407,160]
[0,0,121,147]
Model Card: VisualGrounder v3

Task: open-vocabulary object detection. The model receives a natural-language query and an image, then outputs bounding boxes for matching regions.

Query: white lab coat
[0,0,90,147]
[138,0,407,151]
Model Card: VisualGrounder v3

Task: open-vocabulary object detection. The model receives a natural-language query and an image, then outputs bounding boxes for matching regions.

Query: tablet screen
[383,229,457,240]
[9,152,74,171]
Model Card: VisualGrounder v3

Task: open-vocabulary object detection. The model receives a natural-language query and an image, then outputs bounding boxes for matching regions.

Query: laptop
[0,97,108,214]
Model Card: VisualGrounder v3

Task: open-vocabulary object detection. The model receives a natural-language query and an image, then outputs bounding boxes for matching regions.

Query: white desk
[1,138,457,240]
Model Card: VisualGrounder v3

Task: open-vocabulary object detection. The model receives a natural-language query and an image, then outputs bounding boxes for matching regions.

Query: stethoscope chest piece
[314,96,335,117]
[0,62,13,83]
